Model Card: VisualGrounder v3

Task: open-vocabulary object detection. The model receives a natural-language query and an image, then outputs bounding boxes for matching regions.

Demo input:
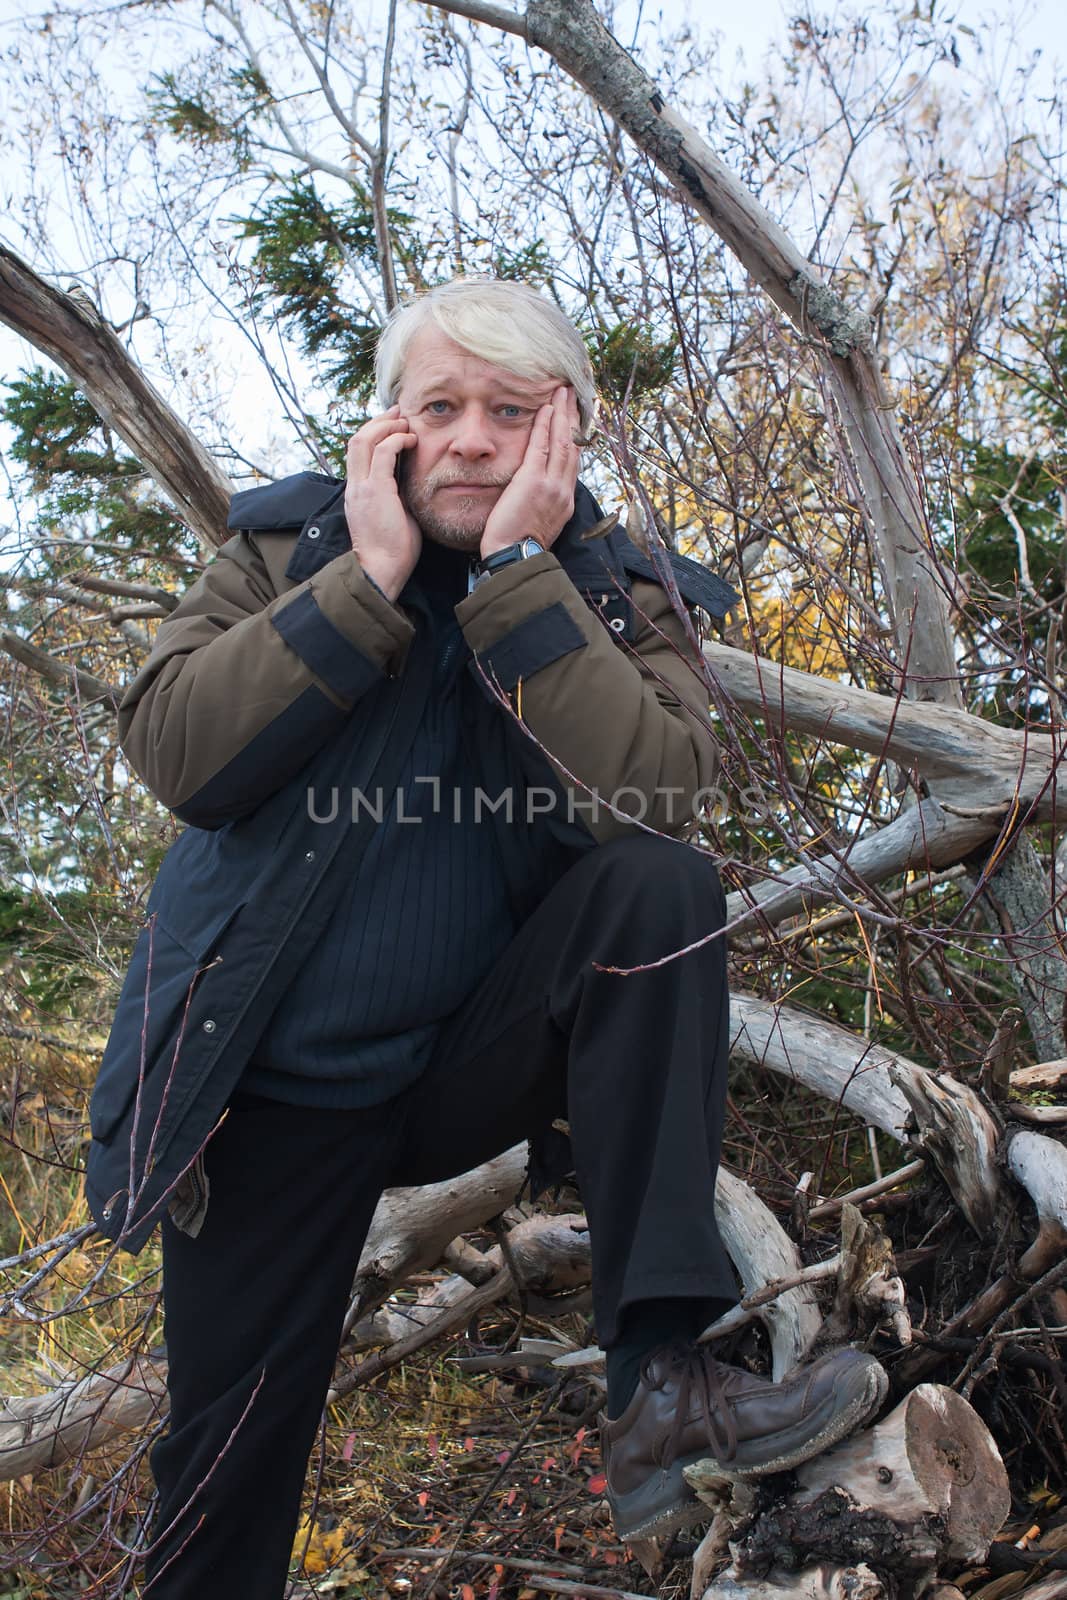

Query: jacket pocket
[150,895,245,962]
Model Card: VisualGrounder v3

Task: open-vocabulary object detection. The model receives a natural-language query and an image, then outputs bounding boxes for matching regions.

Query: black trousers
[143,835,734,1598]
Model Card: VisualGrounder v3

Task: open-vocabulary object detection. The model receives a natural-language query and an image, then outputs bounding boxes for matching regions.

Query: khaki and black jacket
[86,475,734,1249]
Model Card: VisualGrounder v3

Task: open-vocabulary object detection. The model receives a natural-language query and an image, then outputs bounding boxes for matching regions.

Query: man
[86,278,885,1598]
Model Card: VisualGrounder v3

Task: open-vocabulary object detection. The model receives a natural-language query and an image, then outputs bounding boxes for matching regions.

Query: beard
[399,459,512,551]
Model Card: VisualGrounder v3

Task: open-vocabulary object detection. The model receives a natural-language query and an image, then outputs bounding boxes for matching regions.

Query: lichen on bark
[788,271,874,357]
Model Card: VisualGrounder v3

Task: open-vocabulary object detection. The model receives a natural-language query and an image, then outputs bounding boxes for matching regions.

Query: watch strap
[472,537,545,587]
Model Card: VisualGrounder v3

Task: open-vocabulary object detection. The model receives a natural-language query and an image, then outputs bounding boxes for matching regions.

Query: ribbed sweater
[241,542,516,1108]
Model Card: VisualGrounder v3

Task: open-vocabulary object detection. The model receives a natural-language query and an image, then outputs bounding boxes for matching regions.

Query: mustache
[424,470,512,492]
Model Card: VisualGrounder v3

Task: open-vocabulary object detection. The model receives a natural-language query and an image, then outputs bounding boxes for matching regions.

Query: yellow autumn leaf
[292,1517,348,1576]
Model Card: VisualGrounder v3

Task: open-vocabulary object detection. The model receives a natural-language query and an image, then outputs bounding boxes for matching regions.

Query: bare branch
[426,0,527,36]
[0,245,232,548]
[373,0,401,310]
[431,0,959,704]
[63,573,179,611]
[1,627,118,708]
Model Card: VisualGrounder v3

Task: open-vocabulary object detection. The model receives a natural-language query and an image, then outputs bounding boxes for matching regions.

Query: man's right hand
[343,408,420,602]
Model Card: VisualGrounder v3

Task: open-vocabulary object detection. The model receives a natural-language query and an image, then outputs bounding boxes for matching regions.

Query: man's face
[394,325,561,551]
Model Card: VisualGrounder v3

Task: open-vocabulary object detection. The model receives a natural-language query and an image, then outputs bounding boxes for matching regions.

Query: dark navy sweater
[242,542,517,1107]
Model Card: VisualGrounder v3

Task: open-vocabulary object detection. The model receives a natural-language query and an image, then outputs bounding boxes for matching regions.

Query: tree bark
[0,244,233,546]
[730,994,913,1140]
[711,1171,824,1378]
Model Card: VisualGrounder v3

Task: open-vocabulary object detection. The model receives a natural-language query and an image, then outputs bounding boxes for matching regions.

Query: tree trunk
[967,834,1067,1061]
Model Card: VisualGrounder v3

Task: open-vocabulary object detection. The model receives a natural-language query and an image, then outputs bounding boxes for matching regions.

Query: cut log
[792,1384,1010,1564]
[689,1386,1008,1600]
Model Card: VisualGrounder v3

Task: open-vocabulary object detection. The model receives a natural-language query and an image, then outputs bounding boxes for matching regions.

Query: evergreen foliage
[589,322,678,408]
[235,180,412,399]
[1,370,185,557]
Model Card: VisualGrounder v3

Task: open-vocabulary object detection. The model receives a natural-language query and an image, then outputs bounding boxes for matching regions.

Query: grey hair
[375,277,597,432]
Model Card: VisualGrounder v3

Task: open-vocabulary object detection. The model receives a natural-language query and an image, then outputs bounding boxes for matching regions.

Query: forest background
[3,0,1067,1596]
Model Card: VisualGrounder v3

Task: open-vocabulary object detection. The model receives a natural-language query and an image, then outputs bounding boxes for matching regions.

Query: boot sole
[607,1356,888,1543]
[607,1456,717,1544]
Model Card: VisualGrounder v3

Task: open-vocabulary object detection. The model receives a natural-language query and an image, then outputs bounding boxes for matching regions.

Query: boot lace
[643,1342,740,1469]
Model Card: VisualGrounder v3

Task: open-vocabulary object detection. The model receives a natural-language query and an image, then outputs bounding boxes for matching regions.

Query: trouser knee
[580,834,725,936]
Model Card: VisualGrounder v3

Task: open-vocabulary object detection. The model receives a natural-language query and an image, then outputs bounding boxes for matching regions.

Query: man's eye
[498,405,525,419]
[426,400,451,415]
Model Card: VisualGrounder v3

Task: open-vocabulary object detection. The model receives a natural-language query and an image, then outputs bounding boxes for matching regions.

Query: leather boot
[599,1343,888,1541]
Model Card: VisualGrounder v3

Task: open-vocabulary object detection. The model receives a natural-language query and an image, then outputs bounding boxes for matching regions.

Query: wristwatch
[470,536,545,590]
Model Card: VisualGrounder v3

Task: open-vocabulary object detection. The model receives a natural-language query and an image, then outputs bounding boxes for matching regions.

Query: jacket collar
[226,470,619,590]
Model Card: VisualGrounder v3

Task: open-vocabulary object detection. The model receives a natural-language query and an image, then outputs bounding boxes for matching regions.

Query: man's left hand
[479,386,580,559]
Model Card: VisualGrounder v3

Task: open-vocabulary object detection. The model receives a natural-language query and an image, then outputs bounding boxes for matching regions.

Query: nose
[447,404,495,460]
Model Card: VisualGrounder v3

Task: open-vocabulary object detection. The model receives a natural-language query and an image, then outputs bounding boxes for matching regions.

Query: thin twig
[379,1545,655,1600]
[807,1159,927,1221]
[412,1377,572,1600]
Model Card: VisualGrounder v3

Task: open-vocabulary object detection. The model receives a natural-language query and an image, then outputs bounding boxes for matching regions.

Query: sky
[619,0,1067,91]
